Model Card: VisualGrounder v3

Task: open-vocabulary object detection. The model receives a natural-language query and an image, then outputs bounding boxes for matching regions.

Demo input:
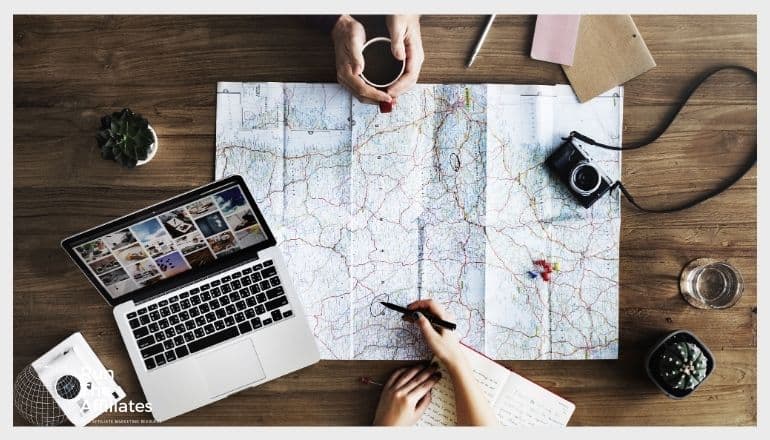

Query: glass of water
[679,258,744,309]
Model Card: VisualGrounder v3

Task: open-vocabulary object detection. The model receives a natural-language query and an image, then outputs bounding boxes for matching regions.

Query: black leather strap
[568,65,756,213]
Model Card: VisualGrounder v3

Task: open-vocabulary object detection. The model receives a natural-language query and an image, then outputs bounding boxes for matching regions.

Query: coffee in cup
[360,37,405,112]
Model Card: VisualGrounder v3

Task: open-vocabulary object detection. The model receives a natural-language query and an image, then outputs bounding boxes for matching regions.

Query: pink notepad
[531,15,581,66]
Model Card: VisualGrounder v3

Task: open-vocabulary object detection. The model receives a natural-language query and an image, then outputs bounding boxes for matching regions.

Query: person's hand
[405,299,465,368]
[331,15,393,105]
[385,15,425,98]
[373,363,441,426]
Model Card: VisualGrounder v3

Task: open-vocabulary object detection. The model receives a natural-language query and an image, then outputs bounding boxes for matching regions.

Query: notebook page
[493,371,575,426]
[416,347,511,426]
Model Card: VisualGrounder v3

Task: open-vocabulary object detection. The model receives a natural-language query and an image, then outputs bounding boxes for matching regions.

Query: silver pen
[466,14,496,68]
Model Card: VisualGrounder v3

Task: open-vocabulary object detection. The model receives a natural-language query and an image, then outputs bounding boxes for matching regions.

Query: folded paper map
[215,82,622,360]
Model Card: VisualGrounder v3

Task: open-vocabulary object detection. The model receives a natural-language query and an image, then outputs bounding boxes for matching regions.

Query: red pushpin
[534,259,547,267]
[541,271,551,282]
[360,376,384,386]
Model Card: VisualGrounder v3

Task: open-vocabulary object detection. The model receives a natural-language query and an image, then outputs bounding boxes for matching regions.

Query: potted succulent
[96,108,158,168]
[645,330,715,399]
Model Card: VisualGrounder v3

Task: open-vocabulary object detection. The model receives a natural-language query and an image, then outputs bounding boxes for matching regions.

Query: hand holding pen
[381,301,456,330]
[382,299,465,368]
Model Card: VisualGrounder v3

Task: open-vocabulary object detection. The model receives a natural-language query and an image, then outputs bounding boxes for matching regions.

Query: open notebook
[417,344,575,426]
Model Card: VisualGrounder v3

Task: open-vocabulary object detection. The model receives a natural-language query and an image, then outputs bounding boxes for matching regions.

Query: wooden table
[13,15,756,426]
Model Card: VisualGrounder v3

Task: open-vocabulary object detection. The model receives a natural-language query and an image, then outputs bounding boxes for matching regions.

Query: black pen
[380,301,457,331]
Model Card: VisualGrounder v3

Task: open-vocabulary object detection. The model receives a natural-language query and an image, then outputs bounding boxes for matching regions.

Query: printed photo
[184,247,216,269]
[235,224,267,248]
[214,186,248,216]
[76,239,110,262]
[175,232,208,255]
[186,197,218,218]
[159,208,196,238]
[102,229,137,250]
[88,254,121,275]
[99,268,135,298]
[195,212,229,237]
[207,230,239,254]
[127,258,161,283]
[114,242,148,265]
[225,208,258,232]
[154,251,190,278]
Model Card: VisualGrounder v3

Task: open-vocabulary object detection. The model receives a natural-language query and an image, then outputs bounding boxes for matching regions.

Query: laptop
[62,175,320,422]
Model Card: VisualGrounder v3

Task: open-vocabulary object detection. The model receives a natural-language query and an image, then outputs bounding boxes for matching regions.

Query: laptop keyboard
[125,260,294,371]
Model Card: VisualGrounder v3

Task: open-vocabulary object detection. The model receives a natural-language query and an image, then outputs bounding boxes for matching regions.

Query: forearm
[445,356,500,426]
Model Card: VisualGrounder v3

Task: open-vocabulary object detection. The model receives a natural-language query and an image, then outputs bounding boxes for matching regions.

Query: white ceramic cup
[359,37,406,89]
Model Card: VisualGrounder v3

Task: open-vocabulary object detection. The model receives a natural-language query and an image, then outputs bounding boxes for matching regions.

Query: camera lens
[56,375,81,400]
[570,162,602,196]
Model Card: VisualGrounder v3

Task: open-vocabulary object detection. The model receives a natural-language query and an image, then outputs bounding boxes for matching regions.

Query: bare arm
[407,300,499,426]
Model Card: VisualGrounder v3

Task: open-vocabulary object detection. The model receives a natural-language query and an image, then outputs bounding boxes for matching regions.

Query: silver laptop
[62,176,320,422]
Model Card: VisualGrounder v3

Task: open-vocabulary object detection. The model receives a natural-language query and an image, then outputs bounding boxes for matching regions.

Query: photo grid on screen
[74,185,269,299]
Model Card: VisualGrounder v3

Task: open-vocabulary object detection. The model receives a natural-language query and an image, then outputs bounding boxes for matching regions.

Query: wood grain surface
[13,15,756,426]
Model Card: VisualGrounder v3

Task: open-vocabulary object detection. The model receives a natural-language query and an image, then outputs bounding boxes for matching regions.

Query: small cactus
[657,341,709,390]
[96,108,155,168]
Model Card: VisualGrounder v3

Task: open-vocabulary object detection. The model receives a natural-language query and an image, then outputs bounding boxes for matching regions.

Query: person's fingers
[347,33,366,77]
[387,17,408,60]
[408,374,441,401]
[404,363,438,393]
[413,311,443,348]
[333,17,381,104]
[355,96,379,105]
[384,367,409,389]
[386,68,418,98]
[386,46,423,97]
[386,26,424,97]
[415,389,433,414]
[393,365,424,389]
[349,76,392,103]
[338,69,390,104]
[407,299,451,321]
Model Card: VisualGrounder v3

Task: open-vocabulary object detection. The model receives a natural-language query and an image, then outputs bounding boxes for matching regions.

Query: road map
[215,82,622,360]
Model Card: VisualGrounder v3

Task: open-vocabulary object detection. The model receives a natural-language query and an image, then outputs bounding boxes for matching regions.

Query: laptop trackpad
[197,339,265,398]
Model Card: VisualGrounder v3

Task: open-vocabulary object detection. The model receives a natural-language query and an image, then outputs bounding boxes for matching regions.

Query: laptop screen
[63,177,274,304]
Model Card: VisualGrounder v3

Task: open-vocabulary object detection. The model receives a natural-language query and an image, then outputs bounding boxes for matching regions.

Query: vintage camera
[546,138,614,209]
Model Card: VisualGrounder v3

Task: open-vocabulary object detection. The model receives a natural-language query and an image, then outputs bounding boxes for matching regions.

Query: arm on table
[407,300,499,426]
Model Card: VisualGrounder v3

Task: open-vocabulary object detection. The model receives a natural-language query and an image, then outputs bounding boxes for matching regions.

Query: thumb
[388,21,407,60]
[349,31,367,76]
[391,37,406,61]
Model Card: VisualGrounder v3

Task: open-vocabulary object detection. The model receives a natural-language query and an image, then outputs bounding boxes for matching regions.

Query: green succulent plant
[656,341,709,390]
[96,108,155,168]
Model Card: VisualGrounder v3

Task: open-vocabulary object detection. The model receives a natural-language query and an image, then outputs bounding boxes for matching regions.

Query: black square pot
[645,330,715,399]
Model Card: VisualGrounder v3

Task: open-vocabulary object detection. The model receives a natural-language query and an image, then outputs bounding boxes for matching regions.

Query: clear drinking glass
[679,258,744,309]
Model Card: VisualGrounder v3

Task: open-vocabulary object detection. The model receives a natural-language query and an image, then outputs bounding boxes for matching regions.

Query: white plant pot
[136,125,158,166]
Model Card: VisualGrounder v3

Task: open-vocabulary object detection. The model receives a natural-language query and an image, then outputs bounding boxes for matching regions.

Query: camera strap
[566,65,756,214]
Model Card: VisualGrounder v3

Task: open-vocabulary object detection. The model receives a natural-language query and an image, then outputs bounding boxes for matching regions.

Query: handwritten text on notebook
[416,345,575,426]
